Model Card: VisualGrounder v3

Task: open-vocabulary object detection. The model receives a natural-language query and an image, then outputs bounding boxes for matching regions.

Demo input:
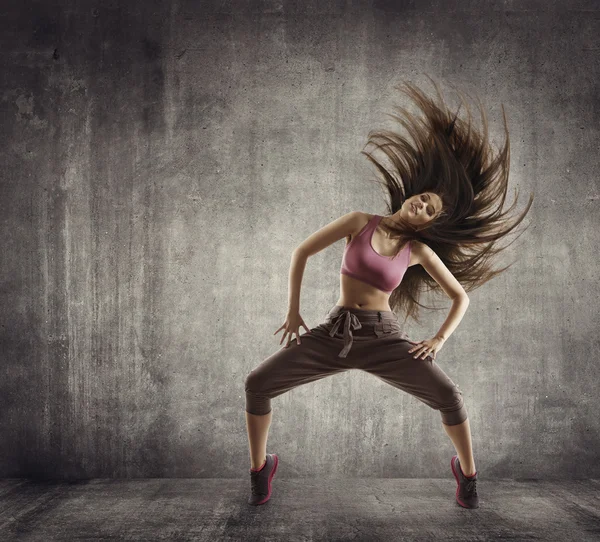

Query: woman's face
[400,192,443,226]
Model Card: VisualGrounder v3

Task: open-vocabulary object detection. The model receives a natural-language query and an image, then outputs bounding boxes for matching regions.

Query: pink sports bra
[340,214,411,294]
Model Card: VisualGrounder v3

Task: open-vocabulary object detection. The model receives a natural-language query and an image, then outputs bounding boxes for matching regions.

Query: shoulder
[410,240,431,254]
[354,211,376,220]
[409,240,435,265]
[344,212,376,243]
[350,211,377,230]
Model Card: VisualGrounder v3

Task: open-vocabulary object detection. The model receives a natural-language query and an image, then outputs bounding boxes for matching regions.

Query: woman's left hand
[408,336,445,360]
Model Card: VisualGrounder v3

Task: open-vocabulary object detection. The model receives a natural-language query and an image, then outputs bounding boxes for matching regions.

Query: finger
[302,324,310,333]
[287,331,299,348]
[297,332,302,345]
[408,342,421,352]
[279,331,288,345]
[274,325,285,335]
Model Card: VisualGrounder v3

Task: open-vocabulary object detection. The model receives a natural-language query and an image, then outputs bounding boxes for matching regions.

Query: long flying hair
[361,76,534,324]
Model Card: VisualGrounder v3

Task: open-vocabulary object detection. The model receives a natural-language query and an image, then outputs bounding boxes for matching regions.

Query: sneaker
[248,453,279,505]
[450,455,479,509]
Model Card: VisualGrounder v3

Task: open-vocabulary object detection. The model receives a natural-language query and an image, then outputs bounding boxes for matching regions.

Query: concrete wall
[1,0,598,478]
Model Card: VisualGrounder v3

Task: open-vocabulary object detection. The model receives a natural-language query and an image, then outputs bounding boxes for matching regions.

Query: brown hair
[361,76,534,325]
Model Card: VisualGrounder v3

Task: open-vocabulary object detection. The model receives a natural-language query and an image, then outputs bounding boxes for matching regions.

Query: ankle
[460,465,477,478]
[251,456,267,471]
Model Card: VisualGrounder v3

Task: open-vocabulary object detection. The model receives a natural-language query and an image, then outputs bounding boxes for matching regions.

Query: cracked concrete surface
[0,479,599,541]
[1,0,599,494]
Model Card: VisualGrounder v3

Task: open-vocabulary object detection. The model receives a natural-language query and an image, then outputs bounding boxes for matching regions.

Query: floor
[0,478,599,541]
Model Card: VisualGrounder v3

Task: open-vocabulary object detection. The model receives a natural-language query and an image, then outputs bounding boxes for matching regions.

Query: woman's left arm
[408,242,470,360]
[432,296,470,342]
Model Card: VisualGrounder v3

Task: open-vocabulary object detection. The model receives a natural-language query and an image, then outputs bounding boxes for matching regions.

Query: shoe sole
[250,454,279,506]
[450,455,478,509]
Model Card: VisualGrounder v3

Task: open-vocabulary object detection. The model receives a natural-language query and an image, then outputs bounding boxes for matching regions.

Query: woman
[244,77,534,509]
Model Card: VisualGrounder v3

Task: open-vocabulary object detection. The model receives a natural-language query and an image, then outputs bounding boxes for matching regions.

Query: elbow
[453,294,469,304]
[292,247,309,259]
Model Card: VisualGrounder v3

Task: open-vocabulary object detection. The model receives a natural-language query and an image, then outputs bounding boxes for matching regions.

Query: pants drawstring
[327,309,362,358]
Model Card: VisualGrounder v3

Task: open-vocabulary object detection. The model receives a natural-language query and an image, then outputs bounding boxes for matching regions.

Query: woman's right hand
[274,311,311,348]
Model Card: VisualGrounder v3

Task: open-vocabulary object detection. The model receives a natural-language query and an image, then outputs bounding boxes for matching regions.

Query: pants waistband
[324,305,404,358]
[327,305,398,322]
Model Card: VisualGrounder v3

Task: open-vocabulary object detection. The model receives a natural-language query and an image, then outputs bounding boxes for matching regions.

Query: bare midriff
[335,273,394,311]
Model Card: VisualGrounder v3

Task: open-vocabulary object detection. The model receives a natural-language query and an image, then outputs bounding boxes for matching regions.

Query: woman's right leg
[245,409,272,470]
[243,325,349,470]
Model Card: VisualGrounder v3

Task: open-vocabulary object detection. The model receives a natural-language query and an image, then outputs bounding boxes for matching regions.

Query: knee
[244,370,262,394]
[438,383,468,425]
[245,366,273,395]
[439,382,463,407]
[244,369,272,416]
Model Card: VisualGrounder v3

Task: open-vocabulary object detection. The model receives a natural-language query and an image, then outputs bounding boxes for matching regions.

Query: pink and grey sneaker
[450,455,479,509]
[248,453,279,505]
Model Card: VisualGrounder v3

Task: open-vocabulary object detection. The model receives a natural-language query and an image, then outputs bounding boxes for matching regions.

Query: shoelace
[250,471,267,496]
[465,478,478,496]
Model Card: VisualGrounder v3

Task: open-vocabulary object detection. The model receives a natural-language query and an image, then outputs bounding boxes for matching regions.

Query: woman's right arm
[287,211,363,314]
[276,211,364,347]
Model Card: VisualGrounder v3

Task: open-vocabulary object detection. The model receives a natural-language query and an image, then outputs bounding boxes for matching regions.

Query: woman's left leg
[442,417,476,476]
[361,331,476,472]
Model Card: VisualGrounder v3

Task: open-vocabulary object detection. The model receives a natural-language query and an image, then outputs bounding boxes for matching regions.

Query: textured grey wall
[1,0,598,479]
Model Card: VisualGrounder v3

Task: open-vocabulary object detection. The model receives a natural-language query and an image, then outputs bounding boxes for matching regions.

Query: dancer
[244,77,534,509]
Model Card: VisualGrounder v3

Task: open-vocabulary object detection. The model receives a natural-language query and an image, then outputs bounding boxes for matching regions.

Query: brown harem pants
[244,305,468,426]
